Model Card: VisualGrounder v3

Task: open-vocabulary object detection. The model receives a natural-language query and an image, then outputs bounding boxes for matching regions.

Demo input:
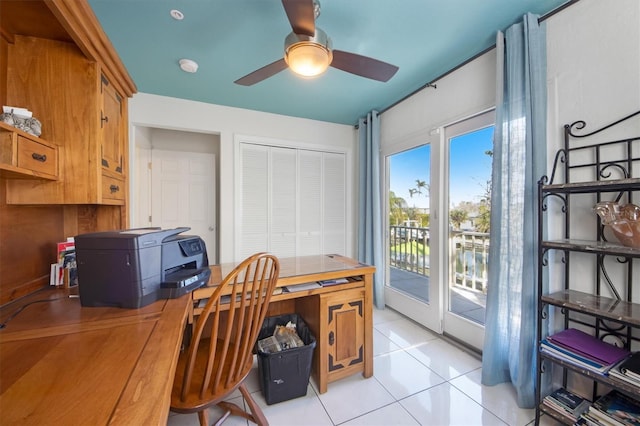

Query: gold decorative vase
[594,202,640,249]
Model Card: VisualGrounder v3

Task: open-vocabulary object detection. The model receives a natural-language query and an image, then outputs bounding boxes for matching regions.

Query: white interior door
[151,149,216,262]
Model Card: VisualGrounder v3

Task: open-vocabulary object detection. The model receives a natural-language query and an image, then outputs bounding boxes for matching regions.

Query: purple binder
[547,328,630,366]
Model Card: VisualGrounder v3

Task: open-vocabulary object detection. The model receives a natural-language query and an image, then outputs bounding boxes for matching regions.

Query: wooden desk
[194,254,376,393]
[0,288,191,425]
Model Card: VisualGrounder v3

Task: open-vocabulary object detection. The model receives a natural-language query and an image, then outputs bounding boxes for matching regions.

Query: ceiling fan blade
[281,0,315,37]
[331,50,399,82]
[234,59,288,86]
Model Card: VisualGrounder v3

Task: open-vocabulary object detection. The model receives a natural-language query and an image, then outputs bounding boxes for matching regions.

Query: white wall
[380,49,497,153]
[128,94,356,262]
[547,0,640,145]
[546,0,640,297]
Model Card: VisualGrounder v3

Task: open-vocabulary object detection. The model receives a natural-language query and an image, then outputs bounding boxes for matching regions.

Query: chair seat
[171,337,254,413]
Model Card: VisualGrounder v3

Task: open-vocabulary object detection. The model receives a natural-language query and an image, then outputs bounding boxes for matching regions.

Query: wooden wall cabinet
[0,0,136,304]
[4,35,129,207]
[101,74,125,176]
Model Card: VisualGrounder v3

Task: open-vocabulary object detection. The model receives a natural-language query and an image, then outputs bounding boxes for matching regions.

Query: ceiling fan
[234,0,399,86]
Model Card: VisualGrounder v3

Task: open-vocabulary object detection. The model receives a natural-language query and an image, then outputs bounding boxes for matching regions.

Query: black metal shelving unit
[535,111,640,425]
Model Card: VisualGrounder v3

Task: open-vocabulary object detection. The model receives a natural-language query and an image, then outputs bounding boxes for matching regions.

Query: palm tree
[414,179,429,196]
[389,191,407,226]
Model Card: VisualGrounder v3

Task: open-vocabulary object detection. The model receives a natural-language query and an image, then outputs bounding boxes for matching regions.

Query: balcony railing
[389,225,489,294]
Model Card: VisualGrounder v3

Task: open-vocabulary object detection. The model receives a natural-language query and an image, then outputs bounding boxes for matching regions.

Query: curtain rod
[356,0,581,127]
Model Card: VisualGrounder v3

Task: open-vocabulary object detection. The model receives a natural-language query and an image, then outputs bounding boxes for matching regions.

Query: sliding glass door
[384,110,494,351]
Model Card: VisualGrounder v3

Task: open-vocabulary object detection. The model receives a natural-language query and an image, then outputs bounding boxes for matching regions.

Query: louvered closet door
[239,144,269,259]
[298,150,322,255]
[323,152,346,255]
[238,142,346,260]
[270,147,297,257]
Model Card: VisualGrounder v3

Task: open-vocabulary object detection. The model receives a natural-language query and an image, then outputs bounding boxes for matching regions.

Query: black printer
[75,227,210,308]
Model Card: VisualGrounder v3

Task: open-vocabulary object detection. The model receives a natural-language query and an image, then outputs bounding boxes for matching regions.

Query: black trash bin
[256,313,316,405]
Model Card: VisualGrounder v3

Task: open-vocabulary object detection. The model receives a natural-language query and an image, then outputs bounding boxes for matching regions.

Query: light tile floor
[167,307,561,426]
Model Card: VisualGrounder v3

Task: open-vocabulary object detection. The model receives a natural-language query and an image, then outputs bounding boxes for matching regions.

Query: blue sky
[389,126,494,209]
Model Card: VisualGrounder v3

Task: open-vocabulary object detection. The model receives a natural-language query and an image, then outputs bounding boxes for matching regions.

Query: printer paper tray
[160,267,211,298]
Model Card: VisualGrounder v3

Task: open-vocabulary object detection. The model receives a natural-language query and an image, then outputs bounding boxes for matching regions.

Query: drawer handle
[109,184,120,193]
[328,331,334,346]
[32,153,47,162]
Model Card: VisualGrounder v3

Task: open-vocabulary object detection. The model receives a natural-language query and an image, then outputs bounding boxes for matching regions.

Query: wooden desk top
[0,288,191,425]
[193,254,376,300]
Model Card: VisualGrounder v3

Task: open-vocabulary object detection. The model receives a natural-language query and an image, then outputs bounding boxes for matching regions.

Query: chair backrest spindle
[178,253,280,404]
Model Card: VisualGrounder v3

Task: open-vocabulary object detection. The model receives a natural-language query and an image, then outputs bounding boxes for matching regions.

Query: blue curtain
[481,13,547,408]
[358,111,385,309]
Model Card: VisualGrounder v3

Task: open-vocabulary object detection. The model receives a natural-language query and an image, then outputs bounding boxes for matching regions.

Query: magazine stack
[577,390,640,426]
[608,353,640,389]
[540,328,631,375]
[542,388,590,422]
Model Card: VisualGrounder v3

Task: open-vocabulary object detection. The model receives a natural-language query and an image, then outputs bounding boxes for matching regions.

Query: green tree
[417,212,430,228]
[389,191,407,226]
[450,209,468,230]
[476,149,493,233]
[475,178,492,233]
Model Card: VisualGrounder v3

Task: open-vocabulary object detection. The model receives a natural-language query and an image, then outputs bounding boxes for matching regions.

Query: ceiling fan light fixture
[284,29,333,77]
[286,43,332,77]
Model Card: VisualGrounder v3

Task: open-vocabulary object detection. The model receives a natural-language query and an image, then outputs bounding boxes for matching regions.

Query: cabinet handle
[32,153,47,162]
[101,111,109,127]
[109,184,119,193]
[328,331,334,346]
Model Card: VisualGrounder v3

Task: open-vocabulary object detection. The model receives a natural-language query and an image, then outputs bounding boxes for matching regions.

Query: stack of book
[542,387,590,422]
[540,328,631,375]
[609,352,640,388]
[578,390,640,426]
[50,238,77,288]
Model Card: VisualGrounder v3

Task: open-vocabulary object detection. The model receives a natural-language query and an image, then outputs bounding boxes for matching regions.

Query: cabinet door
[321,288,365,383]
[101,74,124,176]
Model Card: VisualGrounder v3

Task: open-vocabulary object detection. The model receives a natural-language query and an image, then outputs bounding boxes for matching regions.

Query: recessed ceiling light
[179,59,198,73]
[170,9,184,20]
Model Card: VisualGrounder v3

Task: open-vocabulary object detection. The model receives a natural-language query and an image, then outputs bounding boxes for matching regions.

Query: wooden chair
[170,253,280,426]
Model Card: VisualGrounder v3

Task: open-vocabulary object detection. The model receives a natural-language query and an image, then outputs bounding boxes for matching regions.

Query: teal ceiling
[88,0,569,125]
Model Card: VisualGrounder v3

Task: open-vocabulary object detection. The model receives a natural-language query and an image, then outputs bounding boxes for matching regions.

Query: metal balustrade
[389,225,489,295]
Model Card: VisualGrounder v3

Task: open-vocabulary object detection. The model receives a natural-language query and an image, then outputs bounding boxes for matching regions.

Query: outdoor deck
[389,267,486,324]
